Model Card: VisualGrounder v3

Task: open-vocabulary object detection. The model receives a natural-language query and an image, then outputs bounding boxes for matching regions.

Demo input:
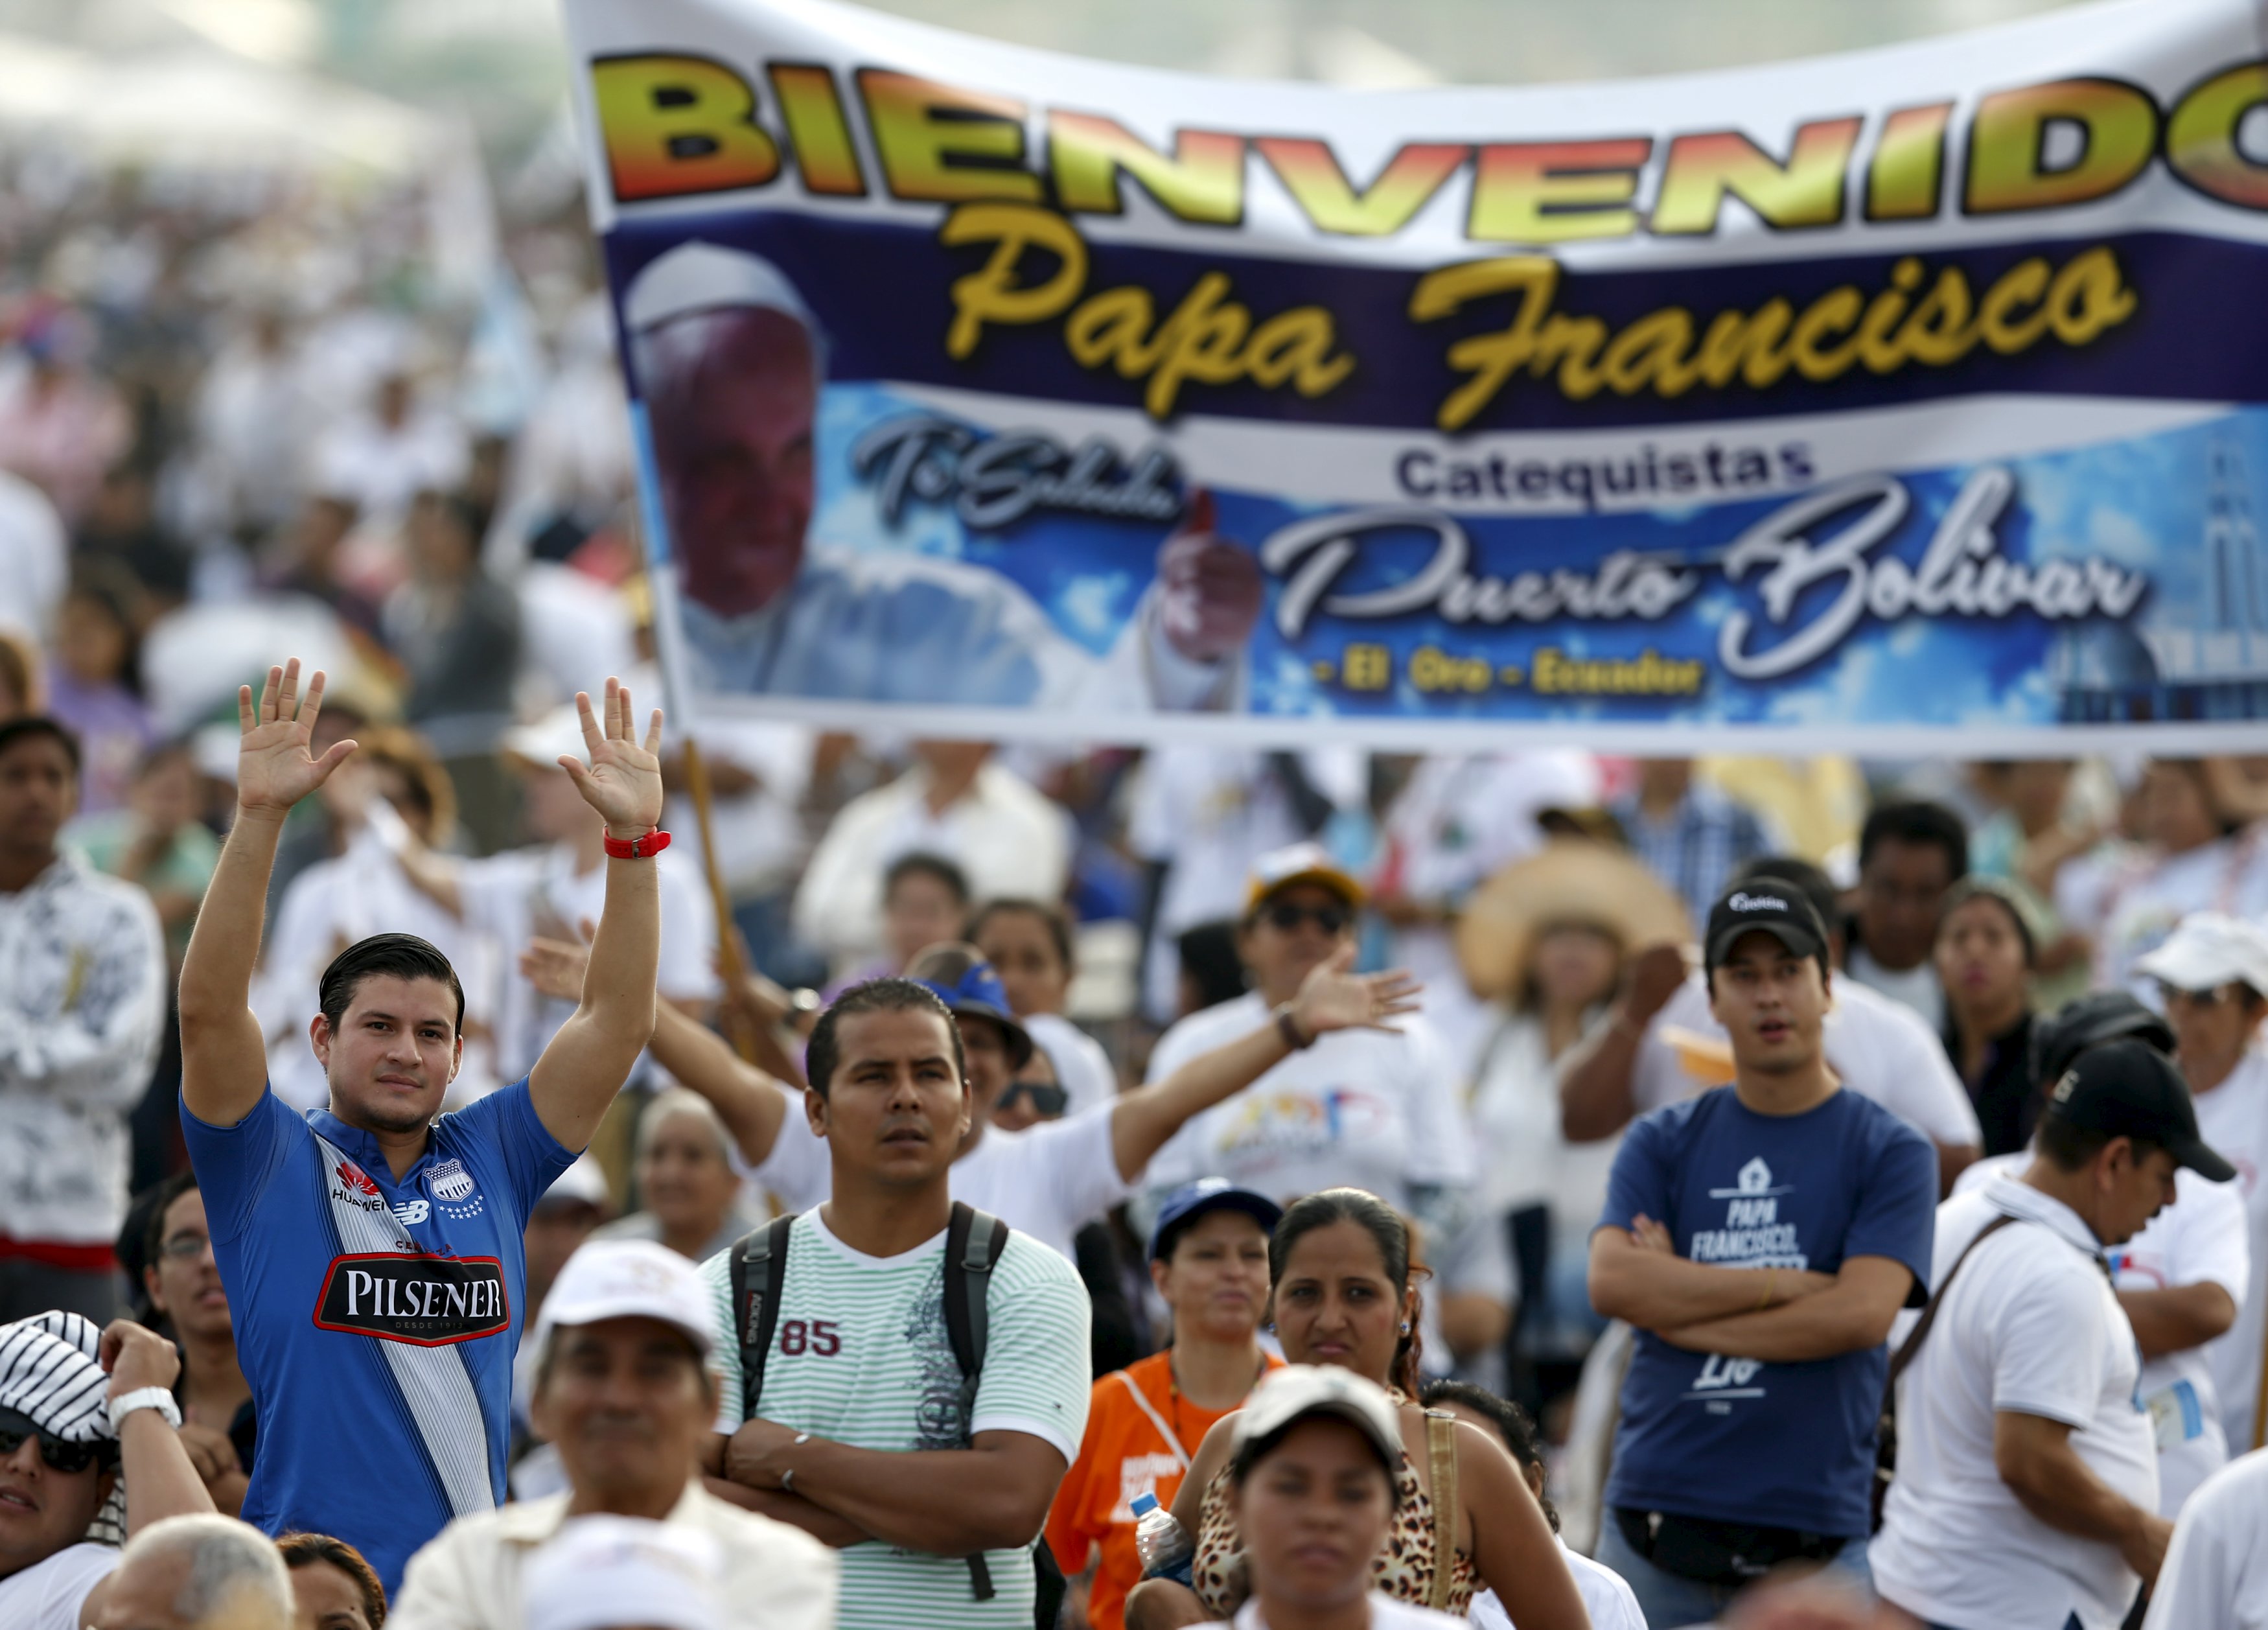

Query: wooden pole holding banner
[622,399,761,1064]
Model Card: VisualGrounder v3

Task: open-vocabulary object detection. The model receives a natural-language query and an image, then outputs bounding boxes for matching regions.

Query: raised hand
[519,935,592,1004]
[1290,942,1423,1037]
[564,677,665,839]
[235,659,357,819]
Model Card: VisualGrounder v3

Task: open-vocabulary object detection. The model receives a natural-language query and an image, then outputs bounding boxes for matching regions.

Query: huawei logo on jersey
[313,1253,511,1346]
[335,1159,379,1197]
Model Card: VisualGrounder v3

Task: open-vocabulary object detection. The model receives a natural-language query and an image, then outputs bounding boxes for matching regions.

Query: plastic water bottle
[1131,1491,1195,1586]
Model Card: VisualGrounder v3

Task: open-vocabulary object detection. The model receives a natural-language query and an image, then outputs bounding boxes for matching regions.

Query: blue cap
[914,960,1034,1071]
[1148,1178,1284,1261]
[1129,1493,1159,1517]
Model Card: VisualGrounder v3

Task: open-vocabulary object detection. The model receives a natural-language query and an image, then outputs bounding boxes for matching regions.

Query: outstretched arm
[527,680,666,1152]
[179,660,358,1129]
[1109,945,1419,1181]
[522,933,794,1166]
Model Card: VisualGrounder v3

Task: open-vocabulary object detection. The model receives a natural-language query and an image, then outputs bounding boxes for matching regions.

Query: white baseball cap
[535,1153,612,1212]
[534,1239,718,1360]
[1231,1366,1403,1473]
[522,1516,724,1630]
[2135,912,2268,997]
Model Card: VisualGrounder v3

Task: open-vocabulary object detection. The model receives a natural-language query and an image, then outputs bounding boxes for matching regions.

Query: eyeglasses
[0,1421,117,1476]
[997,1081,1069,1119]
[2158,982,2237,1010]
[158,1233,213,1262]
[1262,902,1350,937]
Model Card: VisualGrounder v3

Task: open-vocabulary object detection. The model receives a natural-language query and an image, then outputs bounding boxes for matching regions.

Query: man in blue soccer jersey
[175,660,665,1596]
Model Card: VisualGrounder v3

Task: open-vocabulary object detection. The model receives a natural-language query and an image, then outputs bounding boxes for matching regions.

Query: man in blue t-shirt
[175,660,667,1595]
[1588,877,1937,1628]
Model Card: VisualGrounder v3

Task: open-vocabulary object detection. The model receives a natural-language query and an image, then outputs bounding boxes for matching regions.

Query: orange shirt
[1046,1350,1281,1630]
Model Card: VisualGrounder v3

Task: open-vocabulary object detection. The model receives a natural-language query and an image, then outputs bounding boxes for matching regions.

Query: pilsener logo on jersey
[312,1253,511,1346]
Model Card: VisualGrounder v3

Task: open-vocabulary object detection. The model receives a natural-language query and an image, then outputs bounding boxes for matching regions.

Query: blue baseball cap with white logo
[913,958,1034,1071]
[1148,1178,1285,1261]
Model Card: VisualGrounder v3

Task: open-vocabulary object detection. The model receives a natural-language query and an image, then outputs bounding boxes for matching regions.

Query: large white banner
[566,0,2268,751]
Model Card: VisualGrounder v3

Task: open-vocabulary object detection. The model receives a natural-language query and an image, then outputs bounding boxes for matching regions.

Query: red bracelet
[603,828,672,859]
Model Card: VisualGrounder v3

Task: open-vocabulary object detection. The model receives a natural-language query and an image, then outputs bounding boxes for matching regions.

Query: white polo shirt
[2140,1447,2268,1630]
[1871,1176,2157,1630]
[1954,1155,2250,1515]
[1634,972,1982,1152]
[2192,1049,2268,1453]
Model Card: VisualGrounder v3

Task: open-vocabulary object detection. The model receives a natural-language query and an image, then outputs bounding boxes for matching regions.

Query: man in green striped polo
[698,977,1091,1629]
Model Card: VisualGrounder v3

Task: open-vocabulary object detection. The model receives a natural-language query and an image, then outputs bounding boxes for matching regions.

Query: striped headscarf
[0,1311,126,1544]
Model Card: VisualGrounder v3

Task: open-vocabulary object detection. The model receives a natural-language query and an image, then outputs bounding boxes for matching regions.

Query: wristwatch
[108,1388,183,1434]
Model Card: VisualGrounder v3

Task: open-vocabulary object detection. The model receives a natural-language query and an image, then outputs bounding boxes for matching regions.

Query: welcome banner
[566,0,2268,751]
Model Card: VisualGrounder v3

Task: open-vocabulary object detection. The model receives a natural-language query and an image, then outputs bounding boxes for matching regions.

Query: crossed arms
[1588,1214,1915,1361]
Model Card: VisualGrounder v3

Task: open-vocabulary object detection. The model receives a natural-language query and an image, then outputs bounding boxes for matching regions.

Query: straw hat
[1454,838,1693,1002]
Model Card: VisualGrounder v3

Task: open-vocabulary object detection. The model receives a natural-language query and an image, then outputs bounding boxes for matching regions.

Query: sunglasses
[0,1416,117,1476]
[2158,981,2238,1010]
[997,1081,1069,1118]
[1262,902,1351,937]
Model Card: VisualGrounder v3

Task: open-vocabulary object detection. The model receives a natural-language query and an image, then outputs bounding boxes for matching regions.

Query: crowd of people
[1,150,2267,1630]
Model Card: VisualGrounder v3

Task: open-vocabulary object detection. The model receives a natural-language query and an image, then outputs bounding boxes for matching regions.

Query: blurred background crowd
[1,1,2265,1617]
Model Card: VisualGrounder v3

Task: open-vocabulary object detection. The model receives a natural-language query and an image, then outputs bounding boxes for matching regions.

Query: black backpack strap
[942,1201,1012,1603]
[729,1213,796,1425]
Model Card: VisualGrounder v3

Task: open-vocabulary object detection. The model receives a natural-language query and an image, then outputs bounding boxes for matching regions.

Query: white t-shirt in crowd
[1844,943,1947,1032]
[1137,993,1475,1226]
[1468,1539,1645,1630]
[0,1542,120,1630]
[1634,972,1982,1150]
[1221,1592,1466,1630]
[2057,832,2268,997]
[1955,1154,2251,1515]
[2193,1048,2268,1454]
[1872,1176,2158,1630]
[1027,1012,1117,1122]
[2141,1447,2268,1630]
[752,1088,1130,1263]
[456,841,719,1080]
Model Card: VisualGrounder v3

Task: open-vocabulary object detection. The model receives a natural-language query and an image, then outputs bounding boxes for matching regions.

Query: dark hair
[1938,877,2037,966]
[1176,919,1247,1014]
[1421,1381,1556,1532]
[967,897,1074,972]
[64,556,145,696]
[318,933,466,1036]
[885,851,971,908]
[0,714,81,772]
[1731,856,1841,948]
[1858,800,1970,883]
[805,976,966,1100]
[139,1170,202,1287]
[277,1533,388,1627]
[1271,1189,1424,1396]
[2036,1116,2163,1175]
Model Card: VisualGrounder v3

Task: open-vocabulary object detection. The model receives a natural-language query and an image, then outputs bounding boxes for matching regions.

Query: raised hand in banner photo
[1155,489,1265,666]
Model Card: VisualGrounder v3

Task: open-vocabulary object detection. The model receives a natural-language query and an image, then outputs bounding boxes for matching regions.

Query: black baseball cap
[2042,1038,2236,1182]
[2031,990,2176,1086]
[1702,879,1831,975]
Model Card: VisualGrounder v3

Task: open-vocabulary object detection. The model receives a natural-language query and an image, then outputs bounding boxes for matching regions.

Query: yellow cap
[1244,841,1365,916]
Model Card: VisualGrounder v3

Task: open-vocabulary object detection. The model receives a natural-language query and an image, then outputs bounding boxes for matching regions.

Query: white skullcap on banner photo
[622,240,819,337]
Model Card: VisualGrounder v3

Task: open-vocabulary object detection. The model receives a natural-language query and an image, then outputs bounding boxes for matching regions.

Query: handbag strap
[1117,1369,1193,1471]
[1886,1213,2020,1393]
[1424,1409,1459,1612]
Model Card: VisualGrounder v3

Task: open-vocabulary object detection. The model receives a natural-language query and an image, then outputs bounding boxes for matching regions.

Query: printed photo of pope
[623,240,1264,710]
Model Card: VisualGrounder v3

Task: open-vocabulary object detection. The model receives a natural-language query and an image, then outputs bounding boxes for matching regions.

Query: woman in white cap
[1128,1191,1584,1630]
[1200,1368,1461,1630]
